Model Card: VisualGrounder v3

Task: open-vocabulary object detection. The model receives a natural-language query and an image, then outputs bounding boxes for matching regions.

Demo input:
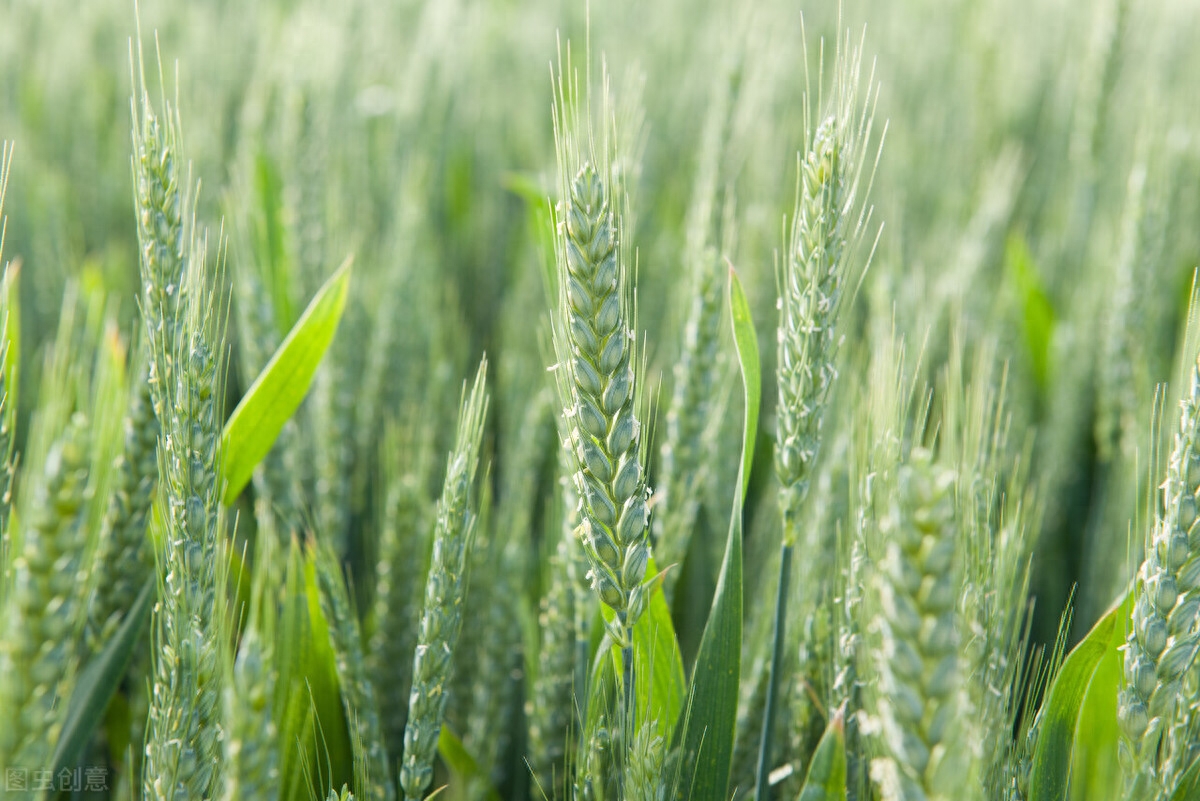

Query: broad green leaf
[602,559,687,742]
[51,576,154,781]
[222,255,353,504]
[1030,591,1130,801]
[438,725,504,801]
[1069,617,1123,801]
[797,711,847,801]
[676,266,760,801]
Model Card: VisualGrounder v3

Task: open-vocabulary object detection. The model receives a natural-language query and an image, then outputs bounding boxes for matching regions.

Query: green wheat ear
[1119,352,1200,797]
[401,357,488,801]
[0,413,92,774]
[135,75,229,796]
[868,448,968,801]
[551,142,651,648]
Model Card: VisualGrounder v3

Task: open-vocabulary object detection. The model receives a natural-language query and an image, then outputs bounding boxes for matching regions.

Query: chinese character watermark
[3,765,108,793]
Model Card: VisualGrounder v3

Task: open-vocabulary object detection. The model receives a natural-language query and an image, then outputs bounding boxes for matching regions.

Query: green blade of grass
[222,254,353,504]
[676,265,759,801]
[796,709,847,801]
[253,151,294,338]
[51,576,154,783]
[437,725,503,801]
[1069,612,1123,801]
[1029,591,1131,801]
[729,266,761,498]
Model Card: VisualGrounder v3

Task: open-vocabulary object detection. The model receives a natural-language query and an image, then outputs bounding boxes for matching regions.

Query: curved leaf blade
[797,709,847,801]
[222,255,353,504]
[1169,758,1200,801]
[1030,591,1130,801]
[52,576,154,778]
[676,265,760,801]
[438,725,503,801]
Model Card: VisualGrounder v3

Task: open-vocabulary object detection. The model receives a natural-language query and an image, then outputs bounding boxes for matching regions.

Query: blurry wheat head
[866,447,974,801]
[775,33,880,544]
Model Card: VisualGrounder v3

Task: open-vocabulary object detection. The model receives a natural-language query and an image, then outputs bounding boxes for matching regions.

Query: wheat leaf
[1029,591,1130,801]
[796,710,847,801]
[222,255,352,504]
[51,576,154,781]
[676,265,759,801]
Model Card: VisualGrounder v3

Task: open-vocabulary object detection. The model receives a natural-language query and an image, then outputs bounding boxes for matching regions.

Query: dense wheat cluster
[1,0,1199,800]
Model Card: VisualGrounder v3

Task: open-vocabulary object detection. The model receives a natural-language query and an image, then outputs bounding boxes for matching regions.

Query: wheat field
[1,0,1199,800]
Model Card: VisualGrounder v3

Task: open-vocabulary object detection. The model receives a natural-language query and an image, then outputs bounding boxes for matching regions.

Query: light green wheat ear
[131,82,191,426]
[0,412,92,776]
[550,70,652,649]
[527,521,579,801]
[141,230,229,801]
[775,36,881,538]
[1118,352,1200,797]
[655,52,737,599]
[400,357,489,801]
[867,448,969,801]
